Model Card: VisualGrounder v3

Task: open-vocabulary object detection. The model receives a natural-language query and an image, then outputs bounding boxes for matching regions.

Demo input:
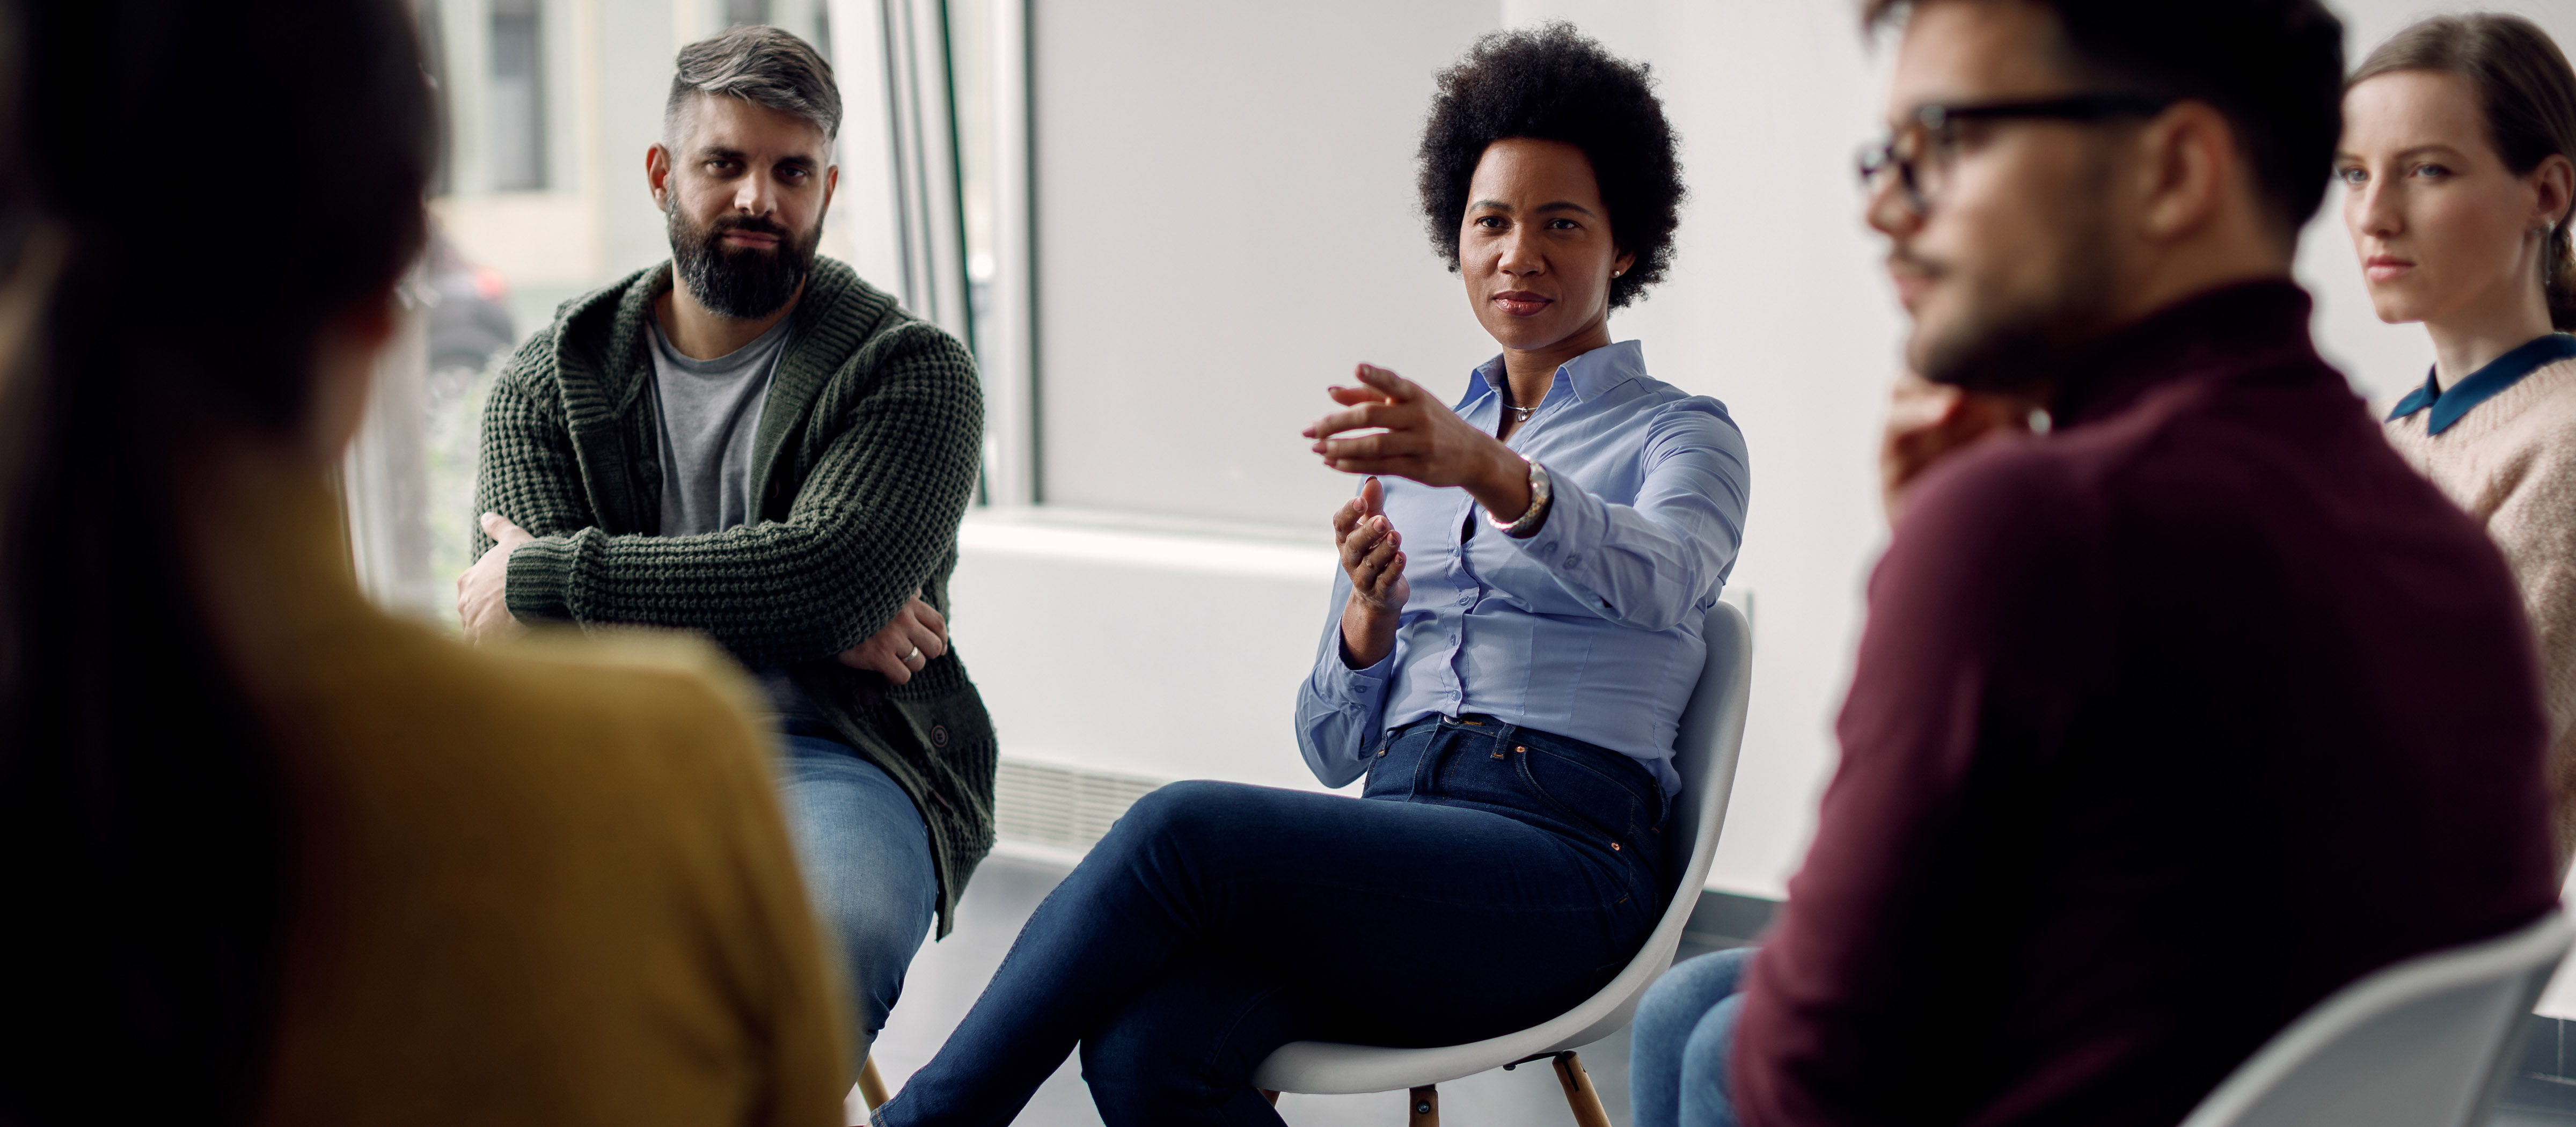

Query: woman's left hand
[1305,364,1532,518]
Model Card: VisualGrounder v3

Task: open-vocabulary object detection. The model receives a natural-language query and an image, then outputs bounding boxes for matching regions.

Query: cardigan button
[930,724,949,748]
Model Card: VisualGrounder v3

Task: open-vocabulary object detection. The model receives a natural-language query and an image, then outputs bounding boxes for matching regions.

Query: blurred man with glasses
[1624,3,2559,1125]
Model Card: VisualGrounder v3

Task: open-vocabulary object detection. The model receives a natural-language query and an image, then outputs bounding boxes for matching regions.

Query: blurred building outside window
[488,0,548,191]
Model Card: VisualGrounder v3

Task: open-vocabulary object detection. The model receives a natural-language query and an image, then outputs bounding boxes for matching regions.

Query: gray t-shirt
[647,316,790,537]
[648,317,820,723]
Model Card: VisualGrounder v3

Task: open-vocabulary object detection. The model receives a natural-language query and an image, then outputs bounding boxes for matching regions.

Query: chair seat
[1253,952,1672,1095]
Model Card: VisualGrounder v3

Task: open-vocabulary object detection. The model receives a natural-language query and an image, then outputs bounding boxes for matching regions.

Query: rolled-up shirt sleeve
[1496,399,1749,632]
[1295,566,1402,788]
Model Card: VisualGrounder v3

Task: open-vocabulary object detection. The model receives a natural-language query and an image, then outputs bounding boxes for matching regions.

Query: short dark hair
[666,24,842,143]
[1417,23,1686,309]
[1865,0,2346,243]
[2353,14,2576,331]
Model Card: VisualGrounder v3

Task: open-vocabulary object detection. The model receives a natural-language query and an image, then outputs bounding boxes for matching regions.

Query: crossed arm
[458,323,983,682]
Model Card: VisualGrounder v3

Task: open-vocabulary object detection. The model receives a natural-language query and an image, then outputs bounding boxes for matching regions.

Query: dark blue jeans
[881,715,1670,1127]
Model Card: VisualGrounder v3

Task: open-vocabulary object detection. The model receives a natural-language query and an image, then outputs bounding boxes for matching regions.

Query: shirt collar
[2386,333,2576,435]
[1458,339,1647,410]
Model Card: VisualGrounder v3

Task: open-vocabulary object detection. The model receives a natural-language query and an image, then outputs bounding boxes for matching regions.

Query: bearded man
[458,24,993,1071]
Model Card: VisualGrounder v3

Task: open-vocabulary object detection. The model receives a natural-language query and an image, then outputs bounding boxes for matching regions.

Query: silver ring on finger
[904,645,924,664]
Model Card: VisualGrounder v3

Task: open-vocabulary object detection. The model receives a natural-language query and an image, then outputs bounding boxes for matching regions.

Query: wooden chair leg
[858,1055,891,1112]
[1552,1051,1612,1127]
[1408,1084,1440,1127]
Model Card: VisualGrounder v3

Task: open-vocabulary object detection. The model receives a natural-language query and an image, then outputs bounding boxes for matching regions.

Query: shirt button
[1565,554,1582,567]
[1457,591,1473,605]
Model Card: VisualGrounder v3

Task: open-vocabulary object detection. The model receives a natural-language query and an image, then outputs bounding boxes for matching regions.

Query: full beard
[1909,177,2121,398]
[669,201,824,320]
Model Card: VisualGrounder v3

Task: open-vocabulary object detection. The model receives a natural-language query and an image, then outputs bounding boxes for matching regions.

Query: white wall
[966,0,2576,901]
[1028,0,1502,523]
[953,511,1344,793]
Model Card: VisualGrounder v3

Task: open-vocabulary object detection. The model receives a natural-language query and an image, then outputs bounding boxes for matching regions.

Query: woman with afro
[876,25,1748,1126]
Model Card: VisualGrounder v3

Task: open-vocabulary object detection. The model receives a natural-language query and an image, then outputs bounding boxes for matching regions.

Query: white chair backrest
[1662,598,1753,893]
[1545,596,1753,1050]
[2178,911,2571,1127]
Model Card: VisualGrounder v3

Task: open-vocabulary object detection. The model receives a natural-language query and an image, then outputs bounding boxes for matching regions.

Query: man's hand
[1304,364,1532,520]
[837,591,948,685]
[1333,477,1409,669]
[458,512,532,642]
[1880,372,2039,524]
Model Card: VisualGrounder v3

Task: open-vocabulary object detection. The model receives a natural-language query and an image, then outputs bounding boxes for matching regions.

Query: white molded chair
[1251,598,1754,1126]
[2178,910,2571,1127]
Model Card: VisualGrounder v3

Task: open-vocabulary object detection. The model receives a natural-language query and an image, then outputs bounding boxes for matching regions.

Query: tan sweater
[220,474,851,1127]
[2386,354,2576,867]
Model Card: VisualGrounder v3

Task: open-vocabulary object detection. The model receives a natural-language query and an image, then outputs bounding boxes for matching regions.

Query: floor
[868,852,2573,1127]
[2500,1017,2576,1126]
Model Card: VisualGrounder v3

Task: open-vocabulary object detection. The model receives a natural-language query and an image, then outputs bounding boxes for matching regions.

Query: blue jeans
[1631,946,1756,1127]
[881,714,1669,1127]
[779,731,940,1052]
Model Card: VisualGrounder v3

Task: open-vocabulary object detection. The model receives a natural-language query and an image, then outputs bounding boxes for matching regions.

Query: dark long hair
[2354,14,2576,331]
[0,1,433,1123]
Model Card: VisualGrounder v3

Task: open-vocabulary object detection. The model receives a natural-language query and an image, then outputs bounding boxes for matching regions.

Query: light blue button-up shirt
[1294,340,1750,794]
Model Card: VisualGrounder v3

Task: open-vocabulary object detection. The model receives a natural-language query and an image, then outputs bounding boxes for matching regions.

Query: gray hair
[664,24,841,144]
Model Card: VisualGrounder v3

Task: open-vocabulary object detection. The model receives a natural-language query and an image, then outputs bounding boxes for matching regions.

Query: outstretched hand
[1304,363,1532,522]
[1880,372,2039,524]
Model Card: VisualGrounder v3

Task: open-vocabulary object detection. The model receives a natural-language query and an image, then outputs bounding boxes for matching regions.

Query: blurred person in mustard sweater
[0,2,851,1125]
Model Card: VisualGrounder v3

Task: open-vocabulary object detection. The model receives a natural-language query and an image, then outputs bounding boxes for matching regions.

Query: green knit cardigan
[471,257,995,936]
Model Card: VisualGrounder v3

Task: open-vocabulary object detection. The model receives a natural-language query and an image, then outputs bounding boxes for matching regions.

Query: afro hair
[1417,23,1685,309]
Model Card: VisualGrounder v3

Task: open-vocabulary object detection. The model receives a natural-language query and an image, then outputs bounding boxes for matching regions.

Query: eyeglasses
[1856,93,2177,216]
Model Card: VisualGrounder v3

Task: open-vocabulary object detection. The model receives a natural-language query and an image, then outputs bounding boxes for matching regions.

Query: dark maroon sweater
[1733,282,2558,1127]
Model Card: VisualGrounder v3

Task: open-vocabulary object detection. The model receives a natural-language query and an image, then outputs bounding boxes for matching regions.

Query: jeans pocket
[1511,742,1645,848]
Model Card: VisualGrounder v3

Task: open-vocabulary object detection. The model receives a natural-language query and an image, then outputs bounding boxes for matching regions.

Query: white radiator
[993,757,1171,854]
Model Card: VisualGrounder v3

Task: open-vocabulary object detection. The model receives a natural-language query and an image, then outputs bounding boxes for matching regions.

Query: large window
[486,0,546,192]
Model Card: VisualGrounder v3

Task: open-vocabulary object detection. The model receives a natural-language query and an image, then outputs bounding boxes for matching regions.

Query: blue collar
[2387,333,2576,435]
[1459,339,1646,410]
